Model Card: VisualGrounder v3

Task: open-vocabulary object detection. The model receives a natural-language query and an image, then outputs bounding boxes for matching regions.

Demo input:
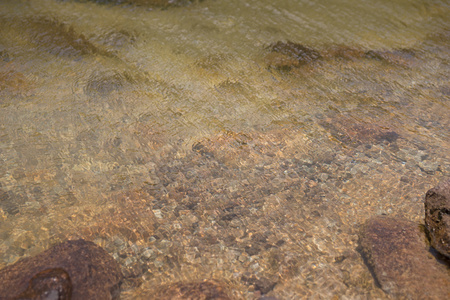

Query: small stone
[245,245,261,256]
[250,262,260,271]
[153,209,163,219]
[124,256,136,267]
[238,254,248,262]
[142,248,155,260]
[159,239,172,251]
[113,236,126,249]
[153,259,164,268]
[318,173,329,181]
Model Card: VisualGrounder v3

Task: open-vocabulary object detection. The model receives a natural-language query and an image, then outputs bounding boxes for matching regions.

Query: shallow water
[0,0,449,298]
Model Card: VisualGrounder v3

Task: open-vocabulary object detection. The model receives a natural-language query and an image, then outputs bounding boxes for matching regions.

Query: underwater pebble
[152,209,163,219]
[142,248,155,260]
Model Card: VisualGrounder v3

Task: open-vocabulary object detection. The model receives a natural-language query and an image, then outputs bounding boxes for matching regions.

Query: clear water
[0,0,449,298]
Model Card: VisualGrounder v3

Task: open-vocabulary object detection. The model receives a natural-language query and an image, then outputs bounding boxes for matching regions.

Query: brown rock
[359,216,450,299]
[152,279,232,300]
[0,239,123,299]
[425,178,450,258]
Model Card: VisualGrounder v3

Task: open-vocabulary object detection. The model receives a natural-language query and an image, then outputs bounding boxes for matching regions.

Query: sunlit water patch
[0,0,449,298]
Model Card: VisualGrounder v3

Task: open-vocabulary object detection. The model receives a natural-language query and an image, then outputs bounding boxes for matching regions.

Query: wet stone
[359,216,450,299]
[425,178,450,258]
[0,239,123,300]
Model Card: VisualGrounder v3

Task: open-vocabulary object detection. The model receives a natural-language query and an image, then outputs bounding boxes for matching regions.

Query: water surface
[0,0,449,298]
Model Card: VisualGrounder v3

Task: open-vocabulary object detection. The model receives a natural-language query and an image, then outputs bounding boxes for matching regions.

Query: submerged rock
[152,279,231,300]
[319,115,399,147]
[359,216,450,299]
[0,239,123,299]
[425,178,450,258]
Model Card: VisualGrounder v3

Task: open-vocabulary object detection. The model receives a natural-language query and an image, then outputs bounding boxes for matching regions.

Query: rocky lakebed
[0,0,449,299]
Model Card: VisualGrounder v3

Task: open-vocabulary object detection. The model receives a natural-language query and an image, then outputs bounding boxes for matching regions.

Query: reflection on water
[0,0,449,298]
